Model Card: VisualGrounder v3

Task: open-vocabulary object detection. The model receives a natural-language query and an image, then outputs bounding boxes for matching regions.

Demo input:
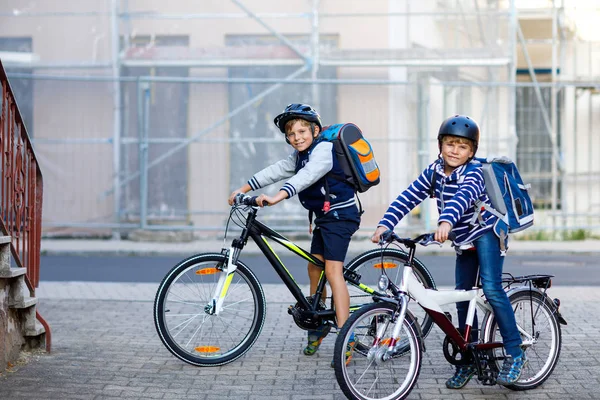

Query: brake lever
[417,233,443,247]
[417,232,457,247]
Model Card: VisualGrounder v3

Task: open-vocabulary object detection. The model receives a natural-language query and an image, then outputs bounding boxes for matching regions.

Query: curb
[39,239,600,257]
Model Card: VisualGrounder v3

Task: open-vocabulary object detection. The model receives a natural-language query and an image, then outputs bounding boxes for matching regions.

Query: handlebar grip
[448,231,457,241]
[381,229,394,243]
[234,193,258,206]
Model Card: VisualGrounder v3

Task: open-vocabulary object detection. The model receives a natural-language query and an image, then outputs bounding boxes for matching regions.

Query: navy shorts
[310,206,360,262]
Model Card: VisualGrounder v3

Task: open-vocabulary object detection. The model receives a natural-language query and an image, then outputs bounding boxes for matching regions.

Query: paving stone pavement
[0,283,597,399]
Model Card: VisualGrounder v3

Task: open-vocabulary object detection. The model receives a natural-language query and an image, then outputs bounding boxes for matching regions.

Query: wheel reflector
[195,346,220,353]
[196,268,220,275]
[373,262,398,269]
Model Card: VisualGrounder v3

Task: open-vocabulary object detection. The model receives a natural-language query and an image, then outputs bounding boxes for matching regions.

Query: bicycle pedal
[344,270,361,285]
[480,378,496,386]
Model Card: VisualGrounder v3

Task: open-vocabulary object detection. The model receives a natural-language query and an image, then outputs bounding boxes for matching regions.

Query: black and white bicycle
[153,194,436,367]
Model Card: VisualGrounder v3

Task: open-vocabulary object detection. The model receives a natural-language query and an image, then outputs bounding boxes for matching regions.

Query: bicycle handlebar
[380,230,457,248]
[234,193,260,207]
[233,193,273,207]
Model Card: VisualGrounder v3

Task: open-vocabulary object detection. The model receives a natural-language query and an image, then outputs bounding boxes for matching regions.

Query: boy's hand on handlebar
[228,184,252,206]
[256,190,289,207]
[255,194,274,207]
[371,226,389,244]
[434,222,453,243]
[228,189,247,206]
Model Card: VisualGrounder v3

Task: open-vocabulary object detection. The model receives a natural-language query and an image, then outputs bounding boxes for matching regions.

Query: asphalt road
[40,252,599,286]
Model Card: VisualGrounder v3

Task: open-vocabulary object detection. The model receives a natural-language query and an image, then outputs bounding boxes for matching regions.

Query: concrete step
[24,321,46,337]
[0,267,26,279]
[9,296,38,309]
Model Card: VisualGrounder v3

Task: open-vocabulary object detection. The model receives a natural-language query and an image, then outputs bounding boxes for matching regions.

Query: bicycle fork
[205,247,238,316]
[369,294,410,363]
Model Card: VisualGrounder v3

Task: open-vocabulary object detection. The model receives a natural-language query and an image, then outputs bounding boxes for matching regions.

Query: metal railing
[0,59,43,289]
[0,59,50,352]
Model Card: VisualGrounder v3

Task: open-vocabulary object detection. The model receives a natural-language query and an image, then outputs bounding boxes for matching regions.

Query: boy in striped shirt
[371,115,527,389]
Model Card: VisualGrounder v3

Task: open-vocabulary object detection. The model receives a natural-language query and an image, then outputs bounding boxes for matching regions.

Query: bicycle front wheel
[347,248,436,339]
[154,253,266,366]
[482,290,562,390]
[334,302,423,400]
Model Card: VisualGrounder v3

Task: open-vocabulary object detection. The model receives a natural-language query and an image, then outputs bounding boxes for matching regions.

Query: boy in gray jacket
[228,104,360,360]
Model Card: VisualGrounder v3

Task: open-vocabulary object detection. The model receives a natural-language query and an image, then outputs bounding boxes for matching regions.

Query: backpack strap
[470,200,509,228]
[355,193,365,216]
[429,161,439,199]
[308,177,332,234]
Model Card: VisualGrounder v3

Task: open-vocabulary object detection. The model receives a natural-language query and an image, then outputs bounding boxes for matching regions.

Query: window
[225,35,338,221]
[515,86,563,209]
[120,35,190,221]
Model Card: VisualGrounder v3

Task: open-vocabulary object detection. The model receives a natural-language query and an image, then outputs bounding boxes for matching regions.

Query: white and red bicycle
[333,231,567,400]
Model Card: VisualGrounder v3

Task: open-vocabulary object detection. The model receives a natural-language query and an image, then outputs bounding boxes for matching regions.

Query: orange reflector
[380,338,392,345]
[373,262,398,269]
[196,268,219,275]
[195,346,220,353]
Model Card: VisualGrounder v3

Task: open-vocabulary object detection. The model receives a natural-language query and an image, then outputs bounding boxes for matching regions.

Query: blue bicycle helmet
[273,103,322,134]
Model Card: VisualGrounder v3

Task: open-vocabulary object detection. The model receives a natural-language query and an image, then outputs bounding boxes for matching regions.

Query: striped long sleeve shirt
[378,160,496,246]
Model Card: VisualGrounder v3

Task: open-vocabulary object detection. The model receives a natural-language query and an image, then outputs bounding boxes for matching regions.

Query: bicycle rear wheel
[154,253,266,366]
[482,290,561,390]
[346,248,436,338]
[334,302,422,400]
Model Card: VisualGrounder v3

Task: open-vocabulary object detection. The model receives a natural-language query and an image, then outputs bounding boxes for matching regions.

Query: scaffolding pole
[111,0,122,239]
[310,0,320,110]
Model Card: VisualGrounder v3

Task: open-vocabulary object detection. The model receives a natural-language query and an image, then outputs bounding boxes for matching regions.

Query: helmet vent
[465,124,469,127]
[451,121,456,125]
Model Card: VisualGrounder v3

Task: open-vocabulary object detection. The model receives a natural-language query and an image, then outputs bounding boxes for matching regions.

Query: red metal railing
[0,58,50,351]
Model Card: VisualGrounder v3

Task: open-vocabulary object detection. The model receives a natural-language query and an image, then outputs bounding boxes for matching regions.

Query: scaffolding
[1,0,598,237]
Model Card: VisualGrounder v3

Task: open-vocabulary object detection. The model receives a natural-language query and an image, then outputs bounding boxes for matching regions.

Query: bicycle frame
[398,265,499,351]
[389,238,542,354]
[210,205,378,316]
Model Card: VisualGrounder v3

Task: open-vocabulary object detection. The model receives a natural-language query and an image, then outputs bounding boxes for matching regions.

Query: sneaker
[445,365,477,389]
[331,333,356,368]
[303,325,331,356]
[496,352,528,386]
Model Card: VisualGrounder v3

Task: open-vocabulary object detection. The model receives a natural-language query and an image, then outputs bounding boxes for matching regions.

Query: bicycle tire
[346,248,436,338]
[481,290,562,390]
[334,302,422,400]
[154,253,266,366]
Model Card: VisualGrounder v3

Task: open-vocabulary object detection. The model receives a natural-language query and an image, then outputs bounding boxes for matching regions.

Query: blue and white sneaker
[496,351,528,386]
[445,365,477,389]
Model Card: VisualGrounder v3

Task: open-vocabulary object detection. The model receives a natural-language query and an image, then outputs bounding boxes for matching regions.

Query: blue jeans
[454,229,522,357]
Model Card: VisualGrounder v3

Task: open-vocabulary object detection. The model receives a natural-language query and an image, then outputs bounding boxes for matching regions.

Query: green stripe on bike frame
[261,236,298,284]
[358,283,375,294]
[269,236,320,264]
[219,272,235,299]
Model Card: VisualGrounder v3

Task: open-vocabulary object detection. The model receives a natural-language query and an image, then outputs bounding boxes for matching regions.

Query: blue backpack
[472,156,534,233]
[430,156,534,235]
[320,123,380,193]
